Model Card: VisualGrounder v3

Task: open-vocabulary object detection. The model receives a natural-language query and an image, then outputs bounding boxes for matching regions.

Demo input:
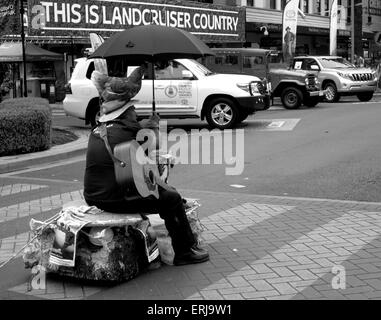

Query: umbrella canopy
[89,25,214,62]
[89,25,214,111]
[0,42,63,62]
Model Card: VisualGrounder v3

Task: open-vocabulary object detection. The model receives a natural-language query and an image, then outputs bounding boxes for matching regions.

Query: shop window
[27,61,55,79]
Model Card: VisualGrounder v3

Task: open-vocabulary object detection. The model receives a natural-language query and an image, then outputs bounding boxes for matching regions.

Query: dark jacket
[83,118,142,204]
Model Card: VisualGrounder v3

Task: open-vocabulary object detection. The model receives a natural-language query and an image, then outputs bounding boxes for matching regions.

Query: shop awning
[0,42,63,62]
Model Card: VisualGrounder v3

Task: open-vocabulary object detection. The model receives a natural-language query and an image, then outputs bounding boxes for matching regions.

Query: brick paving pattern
[1,183,381,300]
[0,184,47,197]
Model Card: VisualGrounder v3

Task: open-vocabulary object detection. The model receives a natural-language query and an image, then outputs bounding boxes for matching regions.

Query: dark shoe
[173,245,210,266]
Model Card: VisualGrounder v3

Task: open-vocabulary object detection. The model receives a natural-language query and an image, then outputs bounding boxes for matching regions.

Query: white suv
[63,58,268,129]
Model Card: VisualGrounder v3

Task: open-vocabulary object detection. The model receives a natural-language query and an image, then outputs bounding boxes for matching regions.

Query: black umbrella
[89,25,214,111]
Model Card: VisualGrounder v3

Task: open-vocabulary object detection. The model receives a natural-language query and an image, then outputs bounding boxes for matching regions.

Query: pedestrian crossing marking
[0,184,48,197]
[247,119,301,131]
[230,184,246,189]
[268,121,286,128]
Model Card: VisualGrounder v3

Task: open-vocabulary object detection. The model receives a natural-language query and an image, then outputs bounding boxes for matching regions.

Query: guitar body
[113,140,160,199]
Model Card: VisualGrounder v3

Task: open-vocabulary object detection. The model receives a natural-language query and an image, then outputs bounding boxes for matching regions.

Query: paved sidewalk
[1,187,381,300]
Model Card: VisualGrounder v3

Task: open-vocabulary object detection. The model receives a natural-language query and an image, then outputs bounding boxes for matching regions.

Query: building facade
[1,0,380,91]
[242,0,381,61]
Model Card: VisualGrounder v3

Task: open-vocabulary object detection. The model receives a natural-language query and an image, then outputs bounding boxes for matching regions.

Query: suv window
[318,57,355,69]
[155,60,189,80]
[302,59,319,71]
[293,59,319,71]
[243,55,264,68]
[214,54,239,66]
[86,61,95,79]
[293,60,303,70]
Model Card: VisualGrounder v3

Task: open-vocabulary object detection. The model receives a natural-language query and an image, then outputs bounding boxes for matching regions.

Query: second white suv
[291,56,378,103]
[63,58,269,129]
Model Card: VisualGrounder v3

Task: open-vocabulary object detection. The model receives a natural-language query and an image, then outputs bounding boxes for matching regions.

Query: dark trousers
[86,186,196,255]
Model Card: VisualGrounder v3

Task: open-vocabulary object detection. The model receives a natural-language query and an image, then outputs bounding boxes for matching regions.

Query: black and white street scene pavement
[1,0,381,306]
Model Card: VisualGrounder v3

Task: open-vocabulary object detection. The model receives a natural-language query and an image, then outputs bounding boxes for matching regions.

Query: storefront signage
[0,0,21,36]
[27,0,245,42]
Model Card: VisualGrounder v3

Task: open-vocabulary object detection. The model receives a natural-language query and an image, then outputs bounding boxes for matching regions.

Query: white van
[63,57,269,129]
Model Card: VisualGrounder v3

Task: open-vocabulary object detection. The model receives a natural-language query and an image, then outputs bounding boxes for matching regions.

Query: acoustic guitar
[113,140,169,200]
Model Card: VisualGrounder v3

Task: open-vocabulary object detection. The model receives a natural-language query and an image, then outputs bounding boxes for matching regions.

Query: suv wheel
[206,97,238,129]
[238,111,250,123]
[357,92,374,102]
[281,87,302,109]
[324,82,340,103]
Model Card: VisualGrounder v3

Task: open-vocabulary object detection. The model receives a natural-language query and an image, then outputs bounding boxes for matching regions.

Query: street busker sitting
[84,63,209,266]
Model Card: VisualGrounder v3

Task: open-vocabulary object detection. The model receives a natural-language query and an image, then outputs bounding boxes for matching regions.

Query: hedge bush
[0,98,52,156]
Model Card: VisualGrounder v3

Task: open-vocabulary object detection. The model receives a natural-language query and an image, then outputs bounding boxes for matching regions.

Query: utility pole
[351,0,355,64]
[20,0,27,97]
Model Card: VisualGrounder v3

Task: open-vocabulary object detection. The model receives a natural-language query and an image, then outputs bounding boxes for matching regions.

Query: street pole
[20,0,27,97]
[351,0,355,64]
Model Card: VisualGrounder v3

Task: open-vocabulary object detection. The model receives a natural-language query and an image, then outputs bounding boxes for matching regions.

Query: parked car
[268,67,326,109]
[204,48,326,109]
[63,57,269,129]
[290,56,378,102]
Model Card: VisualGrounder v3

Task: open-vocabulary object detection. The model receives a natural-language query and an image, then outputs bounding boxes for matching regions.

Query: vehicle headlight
[337,72,352,80]
[237,83,259,94]
[372,72,378,81]
[305,77,318,86]
[250,82,260,94]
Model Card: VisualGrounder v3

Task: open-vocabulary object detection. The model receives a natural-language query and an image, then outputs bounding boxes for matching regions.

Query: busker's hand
[150,111,160,123]
[144,112,160,129]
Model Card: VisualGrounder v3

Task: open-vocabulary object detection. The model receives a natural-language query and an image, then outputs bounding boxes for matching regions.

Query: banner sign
[330,0,338,56]
[0,0,21,36]
[282,0,300,63]
[27,0,246,42]
[375,32,381,48]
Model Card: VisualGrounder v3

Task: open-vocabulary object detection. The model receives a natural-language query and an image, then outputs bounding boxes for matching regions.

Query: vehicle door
[133,60,198,117]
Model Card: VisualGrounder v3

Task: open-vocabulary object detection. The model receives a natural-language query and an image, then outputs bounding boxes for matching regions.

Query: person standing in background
[283,26,295,63]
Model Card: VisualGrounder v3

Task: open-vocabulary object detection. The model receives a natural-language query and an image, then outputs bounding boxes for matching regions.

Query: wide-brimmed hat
[98,100,136,123]
[91,67,145,123]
